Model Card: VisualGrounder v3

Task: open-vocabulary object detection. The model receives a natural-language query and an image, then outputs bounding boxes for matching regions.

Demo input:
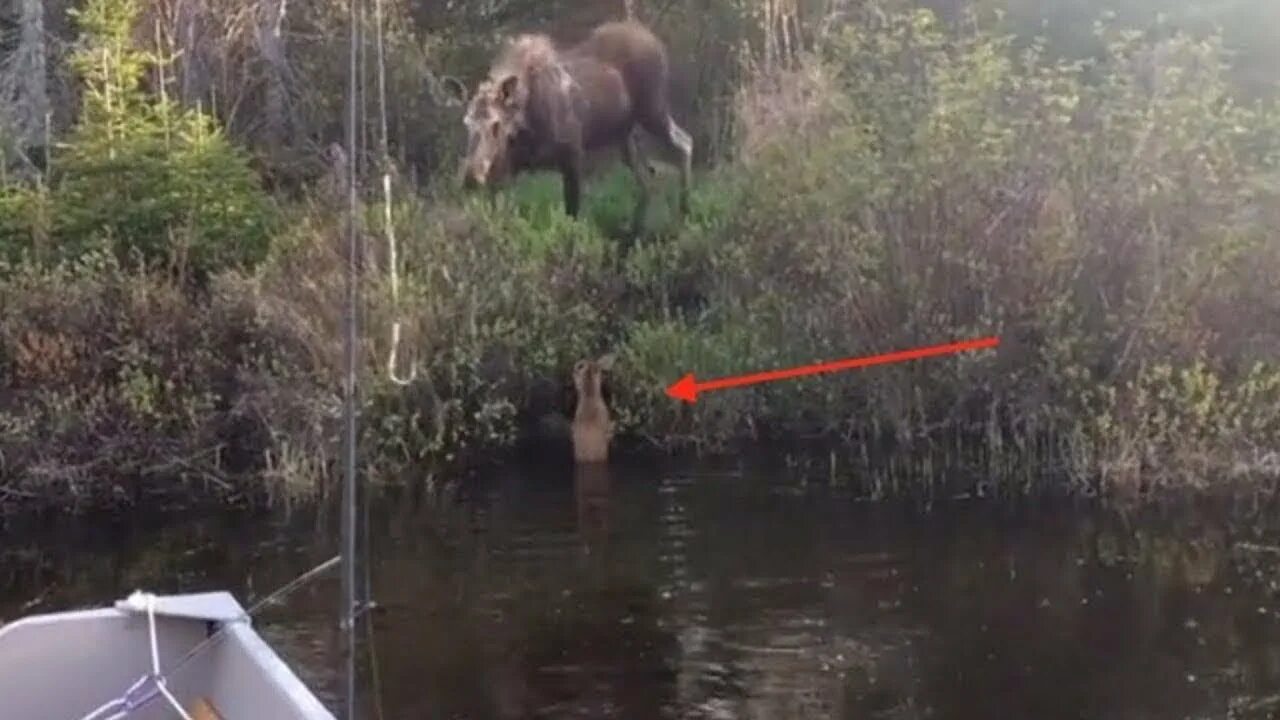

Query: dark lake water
[2,461,1279,719]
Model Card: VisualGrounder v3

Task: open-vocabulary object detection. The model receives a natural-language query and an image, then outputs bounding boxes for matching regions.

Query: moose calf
[570,355,615,464]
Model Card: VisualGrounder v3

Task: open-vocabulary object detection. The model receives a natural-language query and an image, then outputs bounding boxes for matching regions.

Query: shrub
[0,0,275,282]
[602,3,1280,497]
[0,253,328,513]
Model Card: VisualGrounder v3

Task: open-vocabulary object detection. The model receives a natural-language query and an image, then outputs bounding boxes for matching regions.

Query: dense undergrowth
[2,2,1279,516]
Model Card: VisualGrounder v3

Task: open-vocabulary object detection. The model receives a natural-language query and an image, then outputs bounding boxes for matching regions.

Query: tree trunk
[257,0,292,150]
[176,0,212,108]
[3,0,51,171]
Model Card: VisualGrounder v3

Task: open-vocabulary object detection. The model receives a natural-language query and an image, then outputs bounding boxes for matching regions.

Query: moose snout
[460,158,492,190]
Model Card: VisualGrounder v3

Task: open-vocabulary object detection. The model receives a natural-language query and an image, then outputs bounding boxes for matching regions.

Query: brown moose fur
[448,21,693,222]
[570,355,615,464]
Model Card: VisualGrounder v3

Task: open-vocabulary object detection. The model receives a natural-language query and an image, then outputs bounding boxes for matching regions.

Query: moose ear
[496,74,520,104]
[440,75,468,106]
[597,354,616,371]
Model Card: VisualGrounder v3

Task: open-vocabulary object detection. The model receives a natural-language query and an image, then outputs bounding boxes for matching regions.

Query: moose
[444,21,693,224]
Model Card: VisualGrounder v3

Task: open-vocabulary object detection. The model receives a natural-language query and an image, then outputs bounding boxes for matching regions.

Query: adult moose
[444,21,693,225]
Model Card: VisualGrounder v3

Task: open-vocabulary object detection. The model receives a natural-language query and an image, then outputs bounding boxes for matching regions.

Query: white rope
[373,0,415,386]
[140,592,194,720]
[76,592,194,720]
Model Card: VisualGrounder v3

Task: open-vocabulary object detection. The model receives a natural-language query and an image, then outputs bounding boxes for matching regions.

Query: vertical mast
[341,0,360,712]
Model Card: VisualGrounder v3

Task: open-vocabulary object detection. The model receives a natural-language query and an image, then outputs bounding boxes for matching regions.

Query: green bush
[0,0,275,282]
[0,184,52,264]
[51,110,275,280]
[600,3,1280,496]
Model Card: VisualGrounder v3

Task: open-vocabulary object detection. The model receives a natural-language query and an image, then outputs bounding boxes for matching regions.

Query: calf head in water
[571,354,615,463]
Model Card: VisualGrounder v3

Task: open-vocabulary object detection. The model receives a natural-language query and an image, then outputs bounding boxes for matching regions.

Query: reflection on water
[2,462,1279,719]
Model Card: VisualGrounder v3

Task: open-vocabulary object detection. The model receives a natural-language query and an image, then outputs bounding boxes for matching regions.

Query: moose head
[444,72,528,189]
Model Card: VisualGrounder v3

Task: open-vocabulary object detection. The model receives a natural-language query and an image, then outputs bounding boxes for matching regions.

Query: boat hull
[0,591,336,720]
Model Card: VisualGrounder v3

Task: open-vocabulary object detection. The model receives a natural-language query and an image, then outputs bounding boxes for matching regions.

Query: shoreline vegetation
[2,0,1279,519]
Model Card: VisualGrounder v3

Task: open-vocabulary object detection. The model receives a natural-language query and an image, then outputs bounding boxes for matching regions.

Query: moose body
[447,21,693,220]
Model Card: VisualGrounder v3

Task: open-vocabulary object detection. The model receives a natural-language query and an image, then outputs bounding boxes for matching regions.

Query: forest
[0,0,1278,516]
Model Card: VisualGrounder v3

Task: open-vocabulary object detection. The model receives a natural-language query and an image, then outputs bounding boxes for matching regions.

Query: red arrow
[665,335,1000,403]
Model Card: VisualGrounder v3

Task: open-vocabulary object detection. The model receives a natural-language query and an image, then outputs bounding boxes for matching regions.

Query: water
[3,462,1279,719]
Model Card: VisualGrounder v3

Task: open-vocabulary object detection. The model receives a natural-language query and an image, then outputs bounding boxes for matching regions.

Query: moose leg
[621,130,650,237]
[667,117,694,215]
[560,146,583,218]
[639,112,694,216]
[622,130,649,195]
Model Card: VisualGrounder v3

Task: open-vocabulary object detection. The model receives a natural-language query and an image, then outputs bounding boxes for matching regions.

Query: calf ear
[597,354,616,371]
[440,75,468,106]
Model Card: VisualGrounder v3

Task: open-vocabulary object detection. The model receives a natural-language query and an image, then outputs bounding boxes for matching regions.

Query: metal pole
[341,0,360,712]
